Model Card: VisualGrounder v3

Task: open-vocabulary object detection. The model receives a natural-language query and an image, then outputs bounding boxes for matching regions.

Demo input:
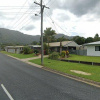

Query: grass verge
[66,54,100,63]
[30,58,100,82]
[1,51,36,59]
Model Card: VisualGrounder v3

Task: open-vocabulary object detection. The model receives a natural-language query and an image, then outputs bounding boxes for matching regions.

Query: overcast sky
[0,0,100,38]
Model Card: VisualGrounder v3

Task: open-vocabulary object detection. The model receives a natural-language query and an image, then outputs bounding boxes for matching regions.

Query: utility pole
[34,0,49,65]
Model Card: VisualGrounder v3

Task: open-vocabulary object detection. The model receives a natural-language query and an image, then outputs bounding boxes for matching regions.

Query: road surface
[0,53,100,100]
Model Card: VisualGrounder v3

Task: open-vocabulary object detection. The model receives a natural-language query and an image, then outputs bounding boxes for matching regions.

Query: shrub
[61,51,66,58]
[23,46,32,54]
[29,49,34,54]
[66,50,69,57]
[48,52,59,60]
[34,49,39,55]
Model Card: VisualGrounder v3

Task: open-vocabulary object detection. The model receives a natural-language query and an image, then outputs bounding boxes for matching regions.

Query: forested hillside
[0,28,40,44]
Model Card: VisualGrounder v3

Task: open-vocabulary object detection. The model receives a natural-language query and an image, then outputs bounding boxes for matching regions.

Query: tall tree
[44,27,56,43]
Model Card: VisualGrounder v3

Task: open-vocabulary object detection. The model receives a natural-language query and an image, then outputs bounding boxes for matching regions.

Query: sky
[0,0,100,38]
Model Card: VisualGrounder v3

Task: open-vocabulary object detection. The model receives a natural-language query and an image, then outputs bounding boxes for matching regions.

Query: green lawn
[66,54,100,63]
[30,58,100,82]
[1,51,36,59]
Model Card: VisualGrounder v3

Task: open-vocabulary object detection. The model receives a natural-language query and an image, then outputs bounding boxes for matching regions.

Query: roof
[84,41,100,46]
[48,41,79,47]
[5,46,24,48]
[29,45,41,47]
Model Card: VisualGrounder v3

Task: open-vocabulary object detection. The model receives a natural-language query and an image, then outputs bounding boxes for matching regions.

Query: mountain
[0,28,41,44]
[54,33,74,39]
[0,28,74,45]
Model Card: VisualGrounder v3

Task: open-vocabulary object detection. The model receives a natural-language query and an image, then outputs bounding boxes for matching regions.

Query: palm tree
[44,27,56,53]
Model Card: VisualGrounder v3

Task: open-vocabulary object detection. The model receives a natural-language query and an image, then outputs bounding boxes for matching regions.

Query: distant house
[48,41,79,53]
[5,46,24,54]
[84,41,100,56]
[28,45,41,53]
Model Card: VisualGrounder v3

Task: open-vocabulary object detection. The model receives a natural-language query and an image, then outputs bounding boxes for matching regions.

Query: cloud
[48,0,100,17]
[0,12,15,20]
[31,15,40,21]
[55,10,70,21]
[22,25,35,31]
[64,0,100,16]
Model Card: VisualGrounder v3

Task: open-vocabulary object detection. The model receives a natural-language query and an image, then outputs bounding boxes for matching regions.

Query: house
[84,41,100,56]
[28,45,41,53]
[48,41,79,53]
[5,46,24,54]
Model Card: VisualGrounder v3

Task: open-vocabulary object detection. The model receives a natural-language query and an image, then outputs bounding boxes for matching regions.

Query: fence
[69,50,87,56]
[60,59,100,66]
[76,50,87,56]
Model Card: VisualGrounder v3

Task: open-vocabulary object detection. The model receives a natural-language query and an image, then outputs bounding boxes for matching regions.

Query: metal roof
[28,45,41,47]
[5,46,24,48]
[84,41,100,46]
[48,41,79,47]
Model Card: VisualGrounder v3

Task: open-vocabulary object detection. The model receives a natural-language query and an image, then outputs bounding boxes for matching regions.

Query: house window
[95,46,100,51]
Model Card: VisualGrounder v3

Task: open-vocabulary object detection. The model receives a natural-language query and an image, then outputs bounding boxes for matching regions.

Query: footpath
[21,55,48,68]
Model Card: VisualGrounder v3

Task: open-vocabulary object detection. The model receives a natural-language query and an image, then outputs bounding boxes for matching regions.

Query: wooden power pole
[34,0,49,65]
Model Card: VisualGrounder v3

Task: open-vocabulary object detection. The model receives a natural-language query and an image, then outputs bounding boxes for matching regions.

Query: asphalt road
[0,53,100,100]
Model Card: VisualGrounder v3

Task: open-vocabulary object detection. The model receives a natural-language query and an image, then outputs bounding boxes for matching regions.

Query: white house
[84,41,100,56]
[5,46,24,54]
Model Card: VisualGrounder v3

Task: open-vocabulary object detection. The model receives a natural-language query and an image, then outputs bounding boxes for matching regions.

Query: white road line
[1,84,14,100]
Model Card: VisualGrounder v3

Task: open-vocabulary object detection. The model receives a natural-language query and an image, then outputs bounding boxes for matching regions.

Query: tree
[57,36,67,42]
[73,36,85,45]
[56,36,67,54]
[43,43,49,55]
[44,27,56,43]
[85,37,94,43]
[31,41,38,45]
[94,33,100,41]
[23,46,32,54]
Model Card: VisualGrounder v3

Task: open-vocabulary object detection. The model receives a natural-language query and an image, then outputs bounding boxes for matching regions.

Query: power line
[6,0,28,27]
[44,12,68,34]
[11,1,38,29]
[0,7,39,10]
[19,18,34,30]
[13,10,39,30]
[44,12,59,33]
[46,0,52,5]
[17,12,40,30]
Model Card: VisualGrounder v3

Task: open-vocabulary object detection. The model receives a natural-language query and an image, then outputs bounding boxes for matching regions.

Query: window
[95,46,100,51]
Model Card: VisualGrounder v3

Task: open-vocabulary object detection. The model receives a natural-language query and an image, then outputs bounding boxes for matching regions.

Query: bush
[23,46,32,54]
[29,49,34,54]
[34,49,39,55]
[48,52,59,60]
[61,51,66,58]
[66,50,69,57]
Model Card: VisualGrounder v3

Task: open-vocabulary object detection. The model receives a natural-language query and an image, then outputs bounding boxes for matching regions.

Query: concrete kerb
[6,54,43,68]
[3,54,100,88]
[42,67,100,88]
